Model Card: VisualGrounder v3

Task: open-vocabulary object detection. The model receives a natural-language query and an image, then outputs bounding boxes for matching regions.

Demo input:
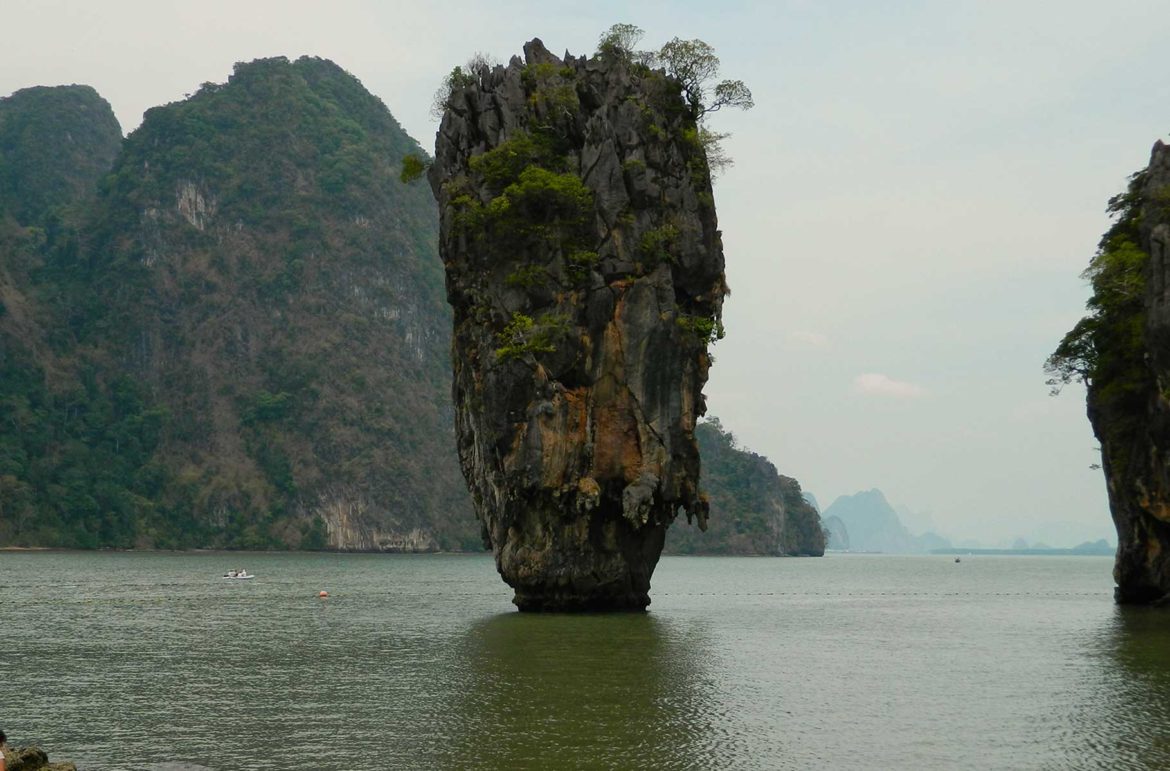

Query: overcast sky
[4,0,1167,546]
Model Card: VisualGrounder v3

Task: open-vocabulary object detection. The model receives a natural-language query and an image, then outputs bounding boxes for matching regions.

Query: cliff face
[1086,141,1170,602]
[665,419,825,556]
[430,40,727,610]
[0,60,479,551]
[84,57,475,551]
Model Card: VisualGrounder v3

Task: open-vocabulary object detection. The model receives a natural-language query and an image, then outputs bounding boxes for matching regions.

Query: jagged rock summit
[430,39,727,610]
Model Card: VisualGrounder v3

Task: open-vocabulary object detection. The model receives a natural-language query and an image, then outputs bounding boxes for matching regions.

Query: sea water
[2,551,1169,770]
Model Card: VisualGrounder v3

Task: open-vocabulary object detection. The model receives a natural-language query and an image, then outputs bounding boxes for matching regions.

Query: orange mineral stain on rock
[1147,499,1170,524]
[536,388,588,489]
[593,397,642,484]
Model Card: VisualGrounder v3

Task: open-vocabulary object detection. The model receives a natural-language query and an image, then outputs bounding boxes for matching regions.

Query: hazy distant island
[819,489,951,553]
[930,540,1114,557]
[813,488,1114,556]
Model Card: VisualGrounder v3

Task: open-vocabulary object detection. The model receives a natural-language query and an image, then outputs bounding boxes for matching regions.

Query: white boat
[223,571,256,580]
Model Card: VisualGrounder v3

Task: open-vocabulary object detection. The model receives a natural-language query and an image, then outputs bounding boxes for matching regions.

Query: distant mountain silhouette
[821,489,951,553]
[822,514,850,550]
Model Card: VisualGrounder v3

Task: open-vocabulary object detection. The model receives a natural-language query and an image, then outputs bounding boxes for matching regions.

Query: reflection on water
[440,613,738,769]
[1075,607,1170,769]
[7,552,1170,769]
[1107,606,1170,680]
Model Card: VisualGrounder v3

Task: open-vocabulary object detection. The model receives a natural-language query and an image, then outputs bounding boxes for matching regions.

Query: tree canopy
[1045,170,1150,394]
[597,23,753,172]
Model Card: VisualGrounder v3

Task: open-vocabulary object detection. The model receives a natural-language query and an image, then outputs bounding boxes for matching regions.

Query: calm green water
[3,551,1170,770]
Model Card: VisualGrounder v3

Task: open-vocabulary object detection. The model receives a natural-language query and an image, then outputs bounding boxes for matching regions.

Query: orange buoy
[318,590,329,598]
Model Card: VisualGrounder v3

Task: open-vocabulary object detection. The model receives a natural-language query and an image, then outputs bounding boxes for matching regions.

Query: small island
[428,35,732,610]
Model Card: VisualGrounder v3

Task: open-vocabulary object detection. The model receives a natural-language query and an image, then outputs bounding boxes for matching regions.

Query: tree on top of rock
[597,23,754,173]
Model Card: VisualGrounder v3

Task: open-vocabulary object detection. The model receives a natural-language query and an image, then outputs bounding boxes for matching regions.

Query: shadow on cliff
[436,612,736,768]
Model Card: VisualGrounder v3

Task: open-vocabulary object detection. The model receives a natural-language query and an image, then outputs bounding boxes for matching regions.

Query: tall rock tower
[430,40,727,610]
[1103,142,1170,602]
[1051,139,1170,603]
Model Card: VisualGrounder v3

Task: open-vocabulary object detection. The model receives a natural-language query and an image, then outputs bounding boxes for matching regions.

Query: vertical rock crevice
[430,39,727,610]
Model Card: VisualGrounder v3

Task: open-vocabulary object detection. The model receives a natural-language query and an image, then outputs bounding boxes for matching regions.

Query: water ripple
[1,552,1161,769]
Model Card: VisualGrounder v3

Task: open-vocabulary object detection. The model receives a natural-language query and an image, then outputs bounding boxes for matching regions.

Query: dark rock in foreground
[430,39,726,610]
[6,746,76,771]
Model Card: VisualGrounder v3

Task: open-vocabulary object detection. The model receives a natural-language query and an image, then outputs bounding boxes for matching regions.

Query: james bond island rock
[1049,139,1170,603]
[429,39,727,610]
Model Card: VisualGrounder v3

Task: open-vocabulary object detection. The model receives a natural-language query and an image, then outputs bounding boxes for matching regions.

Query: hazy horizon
[4,0,1166,547]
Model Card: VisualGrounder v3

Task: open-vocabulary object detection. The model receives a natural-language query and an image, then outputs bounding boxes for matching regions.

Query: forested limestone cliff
[0,59,477,550]
[85,57,476,550]
[1050,139,1170,603]
[0,85,129,547]
[665,419,825,556]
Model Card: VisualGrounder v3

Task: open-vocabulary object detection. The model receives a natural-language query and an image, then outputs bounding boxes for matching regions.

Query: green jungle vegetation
[665,419,825,556]
[0,84,149,547]
[1046,168,1162,471]
[422,25,741,387]
[0,85,123,223]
